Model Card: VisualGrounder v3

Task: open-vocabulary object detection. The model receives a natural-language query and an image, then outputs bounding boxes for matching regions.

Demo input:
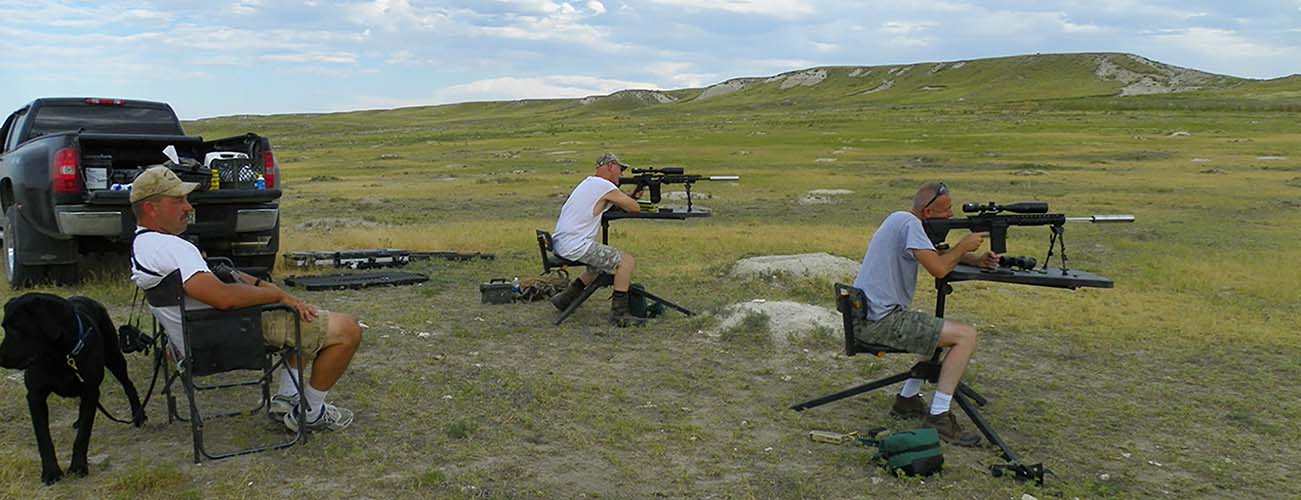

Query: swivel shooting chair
[535,229,614,325]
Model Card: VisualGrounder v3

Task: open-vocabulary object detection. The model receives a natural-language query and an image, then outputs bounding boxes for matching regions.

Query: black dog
[0,293,146,485]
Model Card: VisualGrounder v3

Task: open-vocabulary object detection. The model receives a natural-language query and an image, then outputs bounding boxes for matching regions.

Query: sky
[1,0,1298,119]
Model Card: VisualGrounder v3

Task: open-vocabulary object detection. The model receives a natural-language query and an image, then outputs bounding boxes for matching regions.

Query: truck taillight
[83,98,125,106]
[53,147,81,194]
[261,150,279,189]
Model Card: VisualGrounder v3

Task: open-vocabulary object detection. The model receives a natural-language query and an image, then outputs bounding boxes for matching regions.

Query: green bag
[627,284,663,318]
[861,427,944,477]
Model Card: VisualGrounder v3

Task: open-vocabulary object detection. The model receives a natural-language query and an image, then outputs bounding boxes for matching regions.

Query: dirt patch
[715,300,840,345]
[697,79,759,100]
[731,253,858,280]
[857,80,895,95]
[1094,54,1221,96]
[779,69,827,89]
[295,217,381,231]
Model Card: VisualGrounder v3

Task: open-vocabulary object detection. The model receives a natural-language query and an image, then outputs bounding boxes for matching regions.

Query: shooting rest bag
[628,284,663,319]
[860,427,944,477]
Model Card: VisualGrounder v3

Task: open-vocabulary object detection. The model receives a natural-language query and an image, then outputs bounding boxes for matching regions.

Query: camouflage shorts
[576,242,624,275]
[853,309,943,356]
[261,308,329,356]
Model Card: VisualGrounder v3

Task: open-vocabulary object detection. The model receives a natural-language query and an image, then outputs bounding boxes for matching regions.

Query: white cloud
[231,0,261,15]
[882,21,936,34]
[646,0,815,18]
[587,1,606,15]
[1149,27,1292,58]
[431,75,661,104]
[259,52,357,64]
[812,42,838,53]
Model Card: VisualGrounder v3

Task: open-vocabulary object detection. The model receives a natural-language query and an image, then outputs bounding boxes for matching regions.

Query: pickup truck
[0,97,282,288]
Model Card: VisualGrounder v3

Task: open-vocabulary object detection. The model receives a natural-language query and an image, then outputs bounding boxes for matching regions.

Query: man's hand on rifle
[975,251,999,270]
[629,185,644,199]
[957,231,988,253]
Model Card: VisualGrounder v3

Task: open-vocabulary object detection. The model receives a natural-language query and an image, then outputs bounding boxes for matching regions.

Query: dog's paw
[67,460,88,478]
[41,467,64,485]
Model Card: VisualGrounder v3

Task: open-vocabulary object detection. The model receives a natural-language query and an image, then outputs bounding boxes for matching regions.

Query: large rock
[731,253,859,280]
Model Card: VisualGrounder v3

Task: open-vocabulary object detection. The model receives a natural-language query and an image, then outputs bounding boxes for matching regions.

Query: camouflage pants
[576,242,624,275]
[853,309,943,355]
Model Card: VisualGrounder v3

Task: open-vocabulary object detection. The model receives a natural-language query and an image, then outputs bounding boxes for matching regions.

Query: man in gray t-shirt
[851,182,997,447]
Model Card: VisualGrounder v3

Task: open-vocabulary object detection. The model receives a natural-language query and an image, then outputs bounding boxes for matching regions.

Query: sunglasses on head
[923,182,948,209]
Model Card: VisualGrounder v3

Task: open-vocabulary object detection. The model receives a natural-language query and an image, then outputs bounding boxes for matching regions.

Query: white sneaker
[283,402,354,433]
[269,394,299,416]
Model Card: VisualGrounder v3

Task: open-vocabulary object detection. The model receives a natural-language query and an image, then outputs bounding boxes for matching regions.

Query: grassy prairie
[1,54,1299,498]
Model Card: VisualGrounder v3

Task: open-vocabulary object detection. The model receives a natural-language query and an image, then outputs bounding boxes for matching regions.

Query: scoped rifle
[921,201,1134,272]
[619,167,739,211]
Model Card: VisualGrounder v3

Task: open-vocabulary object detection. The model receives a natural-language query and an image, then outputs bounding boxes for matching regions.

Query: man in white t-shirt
[548,152,644,325]
[127,166,363,433]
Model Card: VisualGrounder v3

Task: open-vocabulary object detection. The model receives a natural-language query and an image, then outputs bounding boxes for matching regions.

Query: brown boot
[923,411,982,447]
[609,291,642,327]
[549,278,586,311]
[889,394,926,420]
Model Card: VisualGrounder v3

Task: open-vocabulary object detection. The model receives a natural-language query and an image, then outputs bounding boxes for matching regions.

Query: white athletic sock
[277,365,303,397]
[929,391,953,415]
[304,384,329,422]
[899,378,924,398]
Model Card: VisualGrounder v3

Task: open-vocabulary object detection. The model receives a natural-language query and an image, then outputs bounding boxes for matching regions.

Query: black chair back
[834,283,905,357]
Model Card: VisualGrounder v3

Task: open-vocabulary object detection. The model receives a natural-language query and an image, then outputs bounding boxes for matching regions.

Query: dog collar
[67,313,89,359]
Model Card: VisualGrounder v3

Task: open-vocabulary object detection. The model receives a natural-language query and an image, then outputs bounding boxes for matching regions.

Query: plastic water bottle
[254,174,266,190]
[511,276,521,297]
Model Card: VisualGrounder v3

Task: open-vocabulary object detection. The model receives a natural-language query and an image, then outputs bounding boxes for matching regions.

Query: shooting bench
[790,264,1114,485]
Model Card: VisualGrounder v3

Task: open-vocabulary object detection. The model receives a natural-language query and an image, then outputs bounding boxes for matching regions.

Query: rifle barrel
[1065,215,1135,223]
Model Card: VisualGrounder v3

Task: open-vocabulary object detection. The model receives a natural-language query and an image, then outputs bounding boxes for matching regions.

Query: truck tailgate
[84,188,282,206]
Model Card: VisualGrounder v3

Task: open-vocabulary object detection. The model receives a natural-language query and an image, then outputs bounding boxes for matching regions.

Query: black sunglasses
[923,182,948,209]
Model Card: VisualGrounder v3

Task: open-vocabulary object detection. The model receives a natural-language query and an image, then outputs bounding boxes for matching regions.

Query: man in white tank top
[549,152,645,325]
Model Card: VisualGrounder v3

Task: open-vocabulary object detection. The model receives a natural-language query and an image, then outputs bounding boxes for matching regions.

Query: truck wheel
[4,207,44,289]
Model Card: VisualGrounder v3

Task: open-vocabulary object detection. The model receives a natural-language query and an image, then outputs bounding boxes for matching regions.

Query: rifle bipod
[990,461,1051,486]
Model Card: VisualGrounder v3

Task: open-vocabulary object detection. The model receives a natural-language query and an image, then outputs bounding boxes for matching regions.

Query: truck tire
[5,207,45,289]
[3,207,80,289]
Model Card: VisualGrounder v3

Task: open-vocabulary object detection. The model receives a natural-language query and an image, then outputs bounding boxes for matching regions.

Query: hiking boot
[889,394,926,420]
[923,411,981,447]
[549,278,586,311]
[283,402,354,433]
[269,394,298,416]
[609,291,643,327]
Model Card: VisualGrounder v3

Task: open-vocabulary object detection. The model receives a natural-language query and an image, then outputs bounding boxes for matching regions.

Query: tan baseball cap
[129,165,199,203]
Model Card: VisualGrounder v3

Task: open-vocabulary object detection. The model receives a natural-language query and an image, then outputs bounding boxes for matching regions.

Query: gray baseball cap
[596,152,629,169]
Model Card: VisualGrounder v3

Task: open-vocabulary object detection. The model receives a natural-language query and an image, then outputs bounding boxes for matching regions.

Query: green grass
[1,52,1299,498]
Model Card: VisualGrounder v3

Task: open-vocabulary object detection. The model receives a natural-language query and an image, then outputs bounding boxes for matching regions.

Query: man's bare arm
[183,272,285,310]
[602,188,641,213]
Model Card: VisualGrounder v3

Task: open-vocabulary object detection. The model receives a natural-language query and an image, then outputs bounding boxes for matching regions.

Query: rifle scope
[963,201,1048,214]
[631,167,684,174]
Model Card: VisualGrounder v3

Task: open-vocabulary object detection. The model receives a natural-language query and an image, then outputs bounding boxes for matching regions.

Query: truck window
[5,108,30,152]
[28,104,182,139]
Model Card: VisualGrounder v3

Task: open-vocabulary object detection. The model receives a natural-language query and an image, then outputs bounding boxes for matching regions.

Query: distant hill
[191,53,1299,127]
